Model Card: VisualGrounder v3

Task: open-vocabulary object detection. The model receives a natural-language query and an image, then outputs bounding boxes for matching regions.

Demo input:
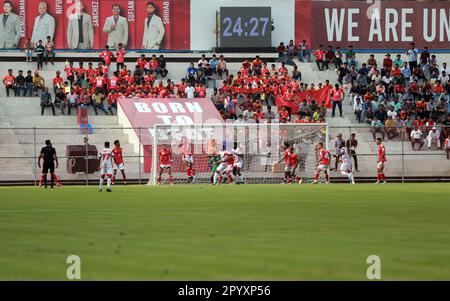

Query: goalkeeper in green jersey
[209,154,222,184]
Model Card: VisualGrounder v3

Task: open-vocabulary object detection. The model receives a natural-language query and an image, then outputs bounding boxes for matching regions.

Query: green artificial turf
[0,184,449,280]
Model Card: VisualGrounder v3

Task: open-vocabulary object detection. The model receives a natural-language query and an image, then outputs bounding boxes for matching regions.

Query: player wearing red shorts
[112,140,127,185]
[375,138,387,184]
[158,144,173,186]
[313,142,331,184]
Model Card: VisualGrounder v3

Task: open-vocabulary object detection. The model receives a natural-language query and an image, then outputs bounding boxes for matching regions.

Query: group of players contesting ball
[37,137,387,191]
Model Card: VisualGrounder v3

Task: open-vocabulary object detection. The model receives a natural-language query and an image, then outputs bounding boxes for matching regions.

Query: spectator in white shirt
[184,82,195,98]
[427,127,441,150]
[440,62,450,75]
[410,127,424,150]
[438,71,449,84]
[353,94,363,123]
[406,42,418,71]
[387,106,397,119]
[198,54,208,67]
[265,106,276,123]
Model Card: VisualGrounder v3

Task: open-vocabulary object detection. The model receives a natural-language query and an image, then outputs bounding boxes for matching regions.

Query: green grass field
[0,184,449,280]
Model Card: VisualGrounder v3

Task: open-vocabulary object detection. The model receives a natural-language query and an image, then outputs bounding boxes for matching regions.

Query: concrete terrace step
[6,116,121,127]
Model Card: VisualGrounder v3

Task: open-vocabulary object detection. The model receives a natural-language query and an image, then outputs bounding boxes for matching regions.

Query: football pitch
[0,184,449,280]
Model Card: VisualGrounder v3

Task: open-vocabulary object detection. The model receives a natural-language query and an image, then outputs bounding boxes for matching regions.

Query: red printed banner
[296,0,450,50]
[2,0,190,50]
[117,97,224,173]
[275,86,332,112]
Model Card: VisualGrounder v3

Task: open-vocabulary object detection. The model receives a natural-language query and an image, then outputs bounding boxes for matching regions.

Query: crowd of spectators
[340,42,450,150]
[208,55,329,124]
[3,40,449,154]
[2,48,329,126]
[277,39,450,152]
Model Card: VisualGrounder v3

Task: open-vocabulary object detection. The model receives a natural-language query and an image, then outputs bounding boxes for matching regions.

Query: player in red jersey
[287,146,300,184]
[445,134,450,160]
[280,143,301,184]
[157,144,173,186]
[313,142,331,184]
[280,142,291,183]
[214,151,234,185]
[375,138,387,184]
[112,140,127,185]
[179,137,196,183]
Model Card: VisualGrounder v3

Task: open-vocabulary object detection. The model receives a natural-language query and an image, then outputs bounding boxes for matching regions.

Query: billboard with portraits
[0,0,190,50]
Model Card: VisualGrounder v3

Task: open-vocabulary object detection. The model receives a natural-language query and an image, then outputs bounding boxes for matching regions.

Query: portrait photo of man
[67,0,94,49]
[31,1,55,45]
[142,1,165,50]
[0,0,21,48]
[102,3,128,49]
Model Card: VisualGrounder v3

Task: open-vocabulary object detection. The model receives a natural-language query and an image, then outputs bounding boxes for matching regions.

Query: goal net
[149,123,329,185]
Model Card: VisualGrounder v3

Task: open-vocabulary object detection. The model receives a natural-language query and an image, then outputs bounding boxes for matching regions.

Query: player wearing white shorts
[338,142,355,184]
[99,141,114,192]
[313,142,331,184]
[231,142,244,184]
[112,140,127,185]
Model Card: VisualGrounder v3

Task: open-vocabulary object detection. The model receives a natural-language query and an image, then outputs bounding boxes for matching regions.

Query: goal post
[149,123,329,185]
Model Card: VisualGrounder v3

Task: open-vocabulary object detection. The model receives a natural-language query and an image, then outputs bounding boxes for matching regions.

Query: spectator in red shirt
[3,69,15,97]
[278,62,288,76]
[148,55,159,75]
[325,45,336,69]
[64,60,75,85]
[115,43,126,72]
[252,107,265,123]
[52,71,64,95]
[279,106,290,122]
[100,45,115,67]
[382,54,393,71]
[107,89,119,114]
[331,83,344,117]
[252,55,263,76]
[276,42,286,59]
[313,45,328,71]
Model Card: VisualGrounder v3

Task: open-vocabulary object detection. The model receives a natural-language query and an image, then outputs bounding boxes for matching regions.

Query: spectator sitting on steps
[40,87,55,116]
[410,126,424,150]
[427,126,440,150]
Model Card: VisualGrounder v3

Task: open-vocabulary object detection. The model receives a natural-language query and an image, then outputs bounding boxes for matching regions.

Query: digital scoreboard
[219,7,272,48]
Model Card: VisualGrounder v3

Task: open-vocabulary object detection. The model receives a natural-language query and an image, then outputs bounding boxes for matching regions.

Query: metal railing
[0,125,449,185]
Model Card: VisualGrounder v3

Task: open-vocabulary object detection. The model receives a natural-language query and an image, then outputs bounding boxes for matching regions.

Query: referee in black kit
[38,140,59,189]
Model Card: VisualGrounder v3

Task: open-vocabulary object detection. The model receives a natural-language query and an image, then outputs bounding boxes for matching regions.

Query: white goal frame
[149,123,329,185]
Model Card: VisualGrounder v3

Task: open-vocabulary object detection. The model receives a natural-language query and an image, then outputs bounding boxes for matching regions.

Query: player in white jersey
[99,141,114,192]
[338,142,355,184]
[231,142,244,184]
[179,137,196,183]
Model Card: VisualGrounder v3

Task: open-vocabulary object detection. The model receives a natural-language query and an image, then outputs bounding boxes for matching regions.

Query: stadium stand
[1,48,449,183]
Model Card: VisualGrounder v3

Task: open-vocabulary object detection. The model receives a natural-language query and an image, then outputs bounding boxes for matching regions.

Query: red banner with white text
[295,0,450,50]
[275,87,332,113]
[1,0,190,50]
[118,97,224,173]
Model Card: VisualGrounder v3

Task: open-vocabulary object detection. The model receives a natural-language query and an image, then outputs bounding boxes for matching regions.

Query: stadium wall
[2,0,450,51]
